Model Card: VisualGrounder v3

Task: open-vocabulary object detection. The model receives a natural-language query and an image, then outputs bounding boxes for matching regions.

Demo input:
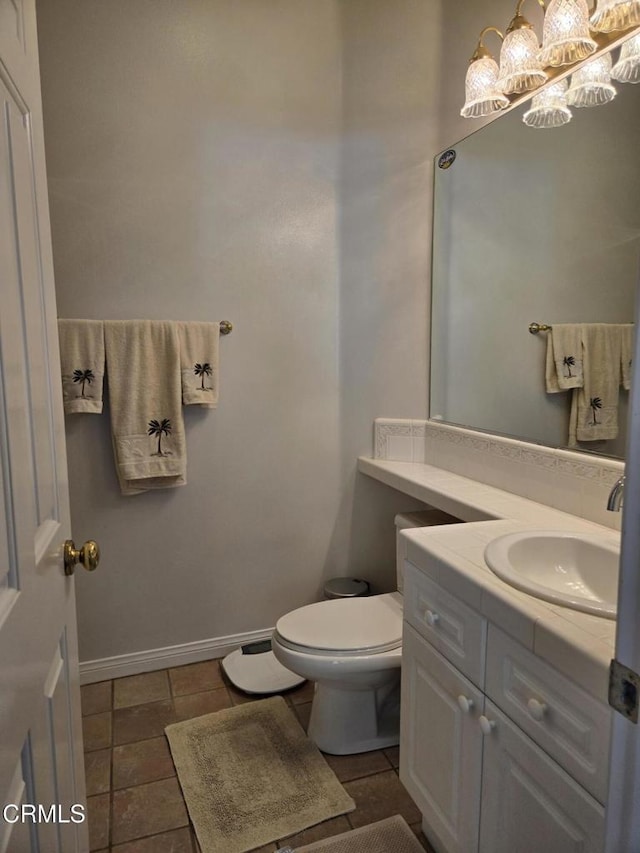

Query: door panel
[400,622,484,853]
[0,2,88,850]
[479,700,605,853]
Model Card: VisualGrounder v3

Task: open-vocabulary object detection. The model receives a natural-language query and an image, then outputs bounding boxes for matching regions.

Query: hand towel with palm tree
[58,319,105,414]
[176,322,219,407]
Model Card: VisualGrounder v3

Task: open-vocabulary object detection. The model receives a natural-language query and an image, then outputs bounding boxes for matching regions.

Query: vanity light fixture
[539,0,597,66]
[522,77,574,125]
[497,0,548,93]
[611,31,640,80]
[567,51,618,103]
[590,0,640,33]
[461,27,510,117]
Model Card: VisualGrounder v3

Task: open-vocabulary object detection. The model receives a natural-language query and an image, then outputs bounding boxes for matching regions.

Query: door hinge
[609,659,640,723]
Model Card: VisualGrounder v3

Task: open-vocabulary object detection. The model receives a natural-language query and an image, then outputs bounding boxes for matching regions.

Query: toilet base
[307,674,401,755]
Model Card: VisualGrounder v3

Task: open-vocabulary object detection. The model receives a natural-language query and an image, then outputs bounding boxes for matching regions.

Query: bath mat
[288,816,425,852]
[165,696,355,853]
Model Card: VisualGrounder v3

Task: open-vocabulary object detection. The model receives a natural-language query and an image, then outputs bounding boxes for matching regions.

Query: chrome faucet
[607,475,625,512]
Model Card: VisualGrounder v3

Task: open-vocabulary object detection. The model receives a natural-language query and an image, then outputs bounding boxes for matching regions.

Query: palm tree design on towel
[148,419,172,456]
[193,362,213,390]
[589,397,602,425]
[72,368,95,397]
[562,355,576,378]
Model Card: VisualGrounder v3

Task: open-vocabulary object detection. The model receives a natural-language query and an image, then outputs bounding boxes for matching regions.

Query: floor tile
[384,746,400,769]
[82,712,112,752]
[284,679,315,705]
[113,737,175,790]
[81,681,112,716]
[344,770,422,828]
[113,699,176,745]
[112,777,188,845]
[84,748,111,796]
[293,701,312,732]
[173,687,232,721]
[114,671,171,709]
[411,822,438,852]
[168,660,225,696]
[223,679,263,705]
[279,816,351,847]
[87,792,110,851]
[111,826,193,852]
[324,750,391,782]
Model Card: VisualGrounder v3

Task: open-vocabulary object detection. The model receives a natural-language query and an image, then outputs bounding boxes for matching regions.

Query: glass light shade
[611,33,640,82]
[523,79,573,126]
[566,52,617,106]
[538,0,597,67]
[590,0,640,32]
[497,27,548,93]
[461,56,510,117]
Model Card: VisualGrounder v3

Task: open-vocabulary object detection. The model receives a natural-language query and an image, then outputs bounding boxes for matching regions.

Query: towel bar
[529,322,552,335]
[220,320,233,335]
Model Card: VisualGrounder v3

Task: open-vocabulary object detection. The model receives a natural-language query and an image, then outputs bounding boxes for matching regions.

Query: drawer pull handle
[527,698,548,721]
[457,695,474,714]
[425,610,440,627]
[479,715,496,736]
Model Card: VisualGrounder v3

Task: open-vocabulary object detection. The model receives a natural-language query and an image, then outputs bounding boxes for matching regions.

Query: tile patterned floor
[82,659,435,852]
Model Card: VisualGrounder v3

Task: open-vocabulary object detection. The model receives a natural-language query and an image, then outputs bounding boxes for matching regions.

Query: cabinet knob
[479,715,496,735]
[527,698,548,721]
[457,695,474,713]
[425,609,440,627]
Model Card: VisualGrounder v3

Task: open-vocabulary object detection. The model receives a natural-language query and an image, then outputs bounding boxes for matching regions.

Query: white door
[400,623,484,853]
[0,1,90,851]
[479,700,604,853]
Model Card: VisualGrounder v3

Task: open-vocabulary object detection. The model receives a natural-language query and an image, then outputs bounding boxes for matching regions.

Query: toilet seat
[274,592,402,656]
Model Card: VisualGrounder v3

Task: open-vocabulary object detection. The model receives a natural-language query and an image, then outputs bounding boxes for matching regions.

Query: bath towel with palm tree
[104,320,187,495]
[573,324,623,444]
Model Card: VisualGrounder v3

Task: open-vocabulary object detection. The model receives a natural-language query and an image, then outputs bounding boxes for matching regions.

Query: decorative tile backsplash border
[373,418,624,528]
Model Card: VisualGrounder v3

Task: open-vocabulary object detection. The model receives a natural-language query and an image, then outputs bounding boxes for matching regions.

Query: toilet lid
[275,593,402,654]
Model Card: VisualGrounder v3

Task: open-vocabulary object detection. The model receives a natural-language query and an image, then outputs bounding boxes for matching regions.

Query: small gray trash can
[324,577,370,599]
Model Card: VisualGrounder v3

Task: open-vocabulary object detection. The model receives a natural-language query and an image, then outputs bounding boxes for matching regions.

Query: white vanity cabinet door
[401,622,484,853]
[479,699,605,853]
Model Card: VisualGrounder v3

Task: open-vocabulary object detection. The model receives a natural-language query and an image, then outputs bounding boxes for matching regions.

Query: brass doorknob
[64,540,100,576]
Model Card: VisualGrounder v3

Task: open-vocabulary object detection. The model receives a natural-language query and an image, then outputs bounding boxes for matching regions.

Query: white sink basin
[484,530,620,619]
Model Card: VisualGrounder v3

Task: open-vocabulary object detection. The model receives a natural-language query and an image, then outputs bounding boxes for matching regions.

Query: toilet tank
[394,510,459,593]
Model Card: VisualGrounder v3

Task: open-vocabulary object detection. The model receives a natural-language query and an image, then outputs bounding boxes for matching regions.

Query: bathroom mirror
[430,55,640,459]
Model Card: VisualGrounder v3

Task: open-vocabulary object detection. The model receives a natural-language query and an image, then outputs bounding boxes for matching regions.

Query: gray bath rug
[285,816,425,852]
[165,695,355,853]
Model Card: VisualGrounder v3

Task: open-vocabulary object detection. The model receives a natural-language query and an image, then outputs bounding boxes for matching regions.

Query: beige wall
[37,0,433,663]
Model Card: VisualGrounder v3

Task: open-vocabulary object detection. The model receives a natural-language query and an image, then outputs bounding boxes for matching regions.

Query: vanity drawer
[404,561,487,688]
[485,625,611,804]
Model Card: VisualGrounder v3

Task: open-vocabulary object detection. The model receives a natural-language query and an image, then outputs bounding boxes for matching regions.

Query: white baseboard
[79,627,275,684]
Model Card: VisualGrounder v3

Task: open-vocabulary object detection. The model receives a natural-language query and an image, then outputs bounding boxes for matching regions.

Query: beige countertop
[359,456,620,704]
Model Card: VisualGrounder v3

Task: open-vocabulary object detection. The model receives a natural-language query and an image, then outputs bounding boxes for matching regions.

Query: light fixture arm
[508,0,546,33]
[470,26,505,62]
[516,0,546,16]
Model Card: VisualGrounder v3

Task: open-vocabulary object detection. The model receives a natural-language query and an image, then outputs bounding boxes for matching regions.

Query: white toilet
[271,510,456,755]
[271,592,403,755]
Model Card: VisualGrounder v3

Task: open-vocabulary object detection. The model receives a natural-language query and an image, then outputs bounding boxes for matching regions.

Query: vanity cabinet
[400,561,608,853]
